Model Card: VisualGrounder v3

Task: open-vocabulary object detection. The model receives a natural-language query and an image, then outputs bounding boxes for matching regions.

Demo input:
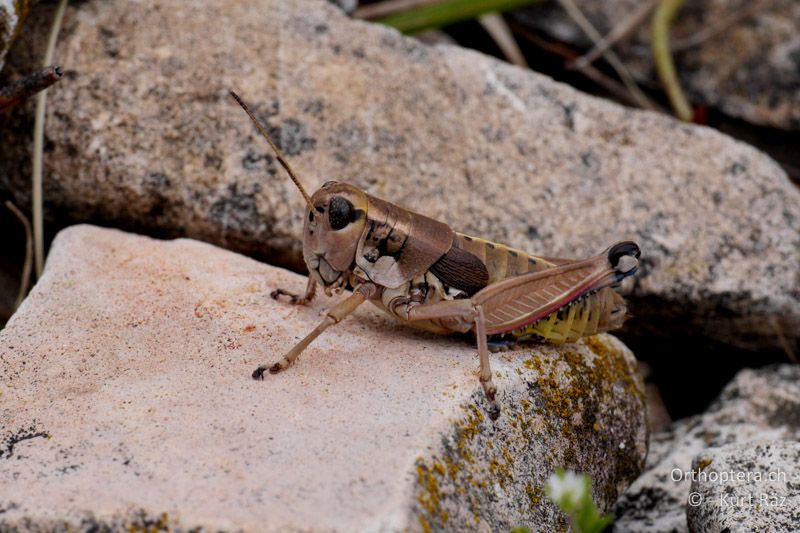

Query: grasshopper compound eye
[328,196,354,230]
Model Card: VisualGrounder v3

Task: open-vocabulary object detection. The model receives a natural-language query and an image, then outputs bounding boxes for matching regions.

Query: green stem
[32,0,68,277]
[378,0,542,34]
[651,0,692,121]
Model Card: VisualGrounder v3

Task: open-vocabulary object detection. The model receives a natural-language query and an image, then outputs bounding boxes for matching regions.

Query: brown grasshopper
[231,91,640,419]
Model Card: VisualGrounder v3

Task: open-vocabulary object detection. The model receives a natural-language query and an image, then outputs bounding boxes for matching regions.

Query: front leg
[254,283,376,378]
[271,277,317,305]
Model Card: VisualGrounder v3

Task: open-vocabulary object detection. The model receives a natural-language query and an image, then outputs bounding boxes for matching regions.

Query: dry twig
[0,65,63,111]
[569,0,660,70]
[511,24,659,109]
[556,0,659,111]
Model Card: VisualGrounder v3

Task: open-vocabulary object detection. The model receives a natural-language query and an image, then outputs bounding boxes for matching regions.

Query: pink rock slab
[0,225,646,532]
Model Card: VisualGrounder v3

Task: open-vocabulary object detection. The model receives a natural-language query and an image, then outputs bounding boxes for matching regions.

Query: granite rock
[513,0,800,130]
[0,225,647,532]
[613,364,800,532]
[687,441,800,533]
[0,0,798,354]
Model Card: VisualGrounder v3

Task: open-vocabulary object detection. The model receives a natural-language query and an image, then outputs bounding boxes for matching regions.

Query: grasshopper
[231,91,640,418]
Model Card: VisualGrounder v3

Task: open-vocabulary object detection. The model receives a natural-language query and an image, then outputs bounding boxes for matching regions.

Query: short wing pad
[429,244,489,296]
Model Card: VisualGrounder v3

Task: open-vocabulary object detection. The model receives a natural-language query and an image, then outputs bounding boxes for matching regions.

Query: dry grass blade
[556,0,659,112]
[511,24,661,110]
[4,201,34,310]
[32,0,69,278]
[651,0,692,121]
[770,318,798,364]
[478,12,528,67]
[569,0,660,70]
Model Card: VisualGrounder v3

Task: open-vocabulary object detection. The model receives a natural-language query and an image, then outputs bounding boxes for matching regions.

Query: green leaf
[377,0,543,34]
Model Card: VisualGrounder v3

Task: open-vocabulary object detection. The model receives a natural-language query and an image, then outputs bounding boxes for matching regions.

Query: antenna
[229,90,315,210]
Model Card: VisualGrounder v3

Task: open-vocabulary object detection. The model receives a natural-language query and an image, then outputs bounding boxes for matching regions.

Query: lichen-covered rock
[686,441,800,533]
[0,0,36,72]
[0,0,798,355]
[0,225,647,532]
[613,365,800,532]
[513,0,800,130]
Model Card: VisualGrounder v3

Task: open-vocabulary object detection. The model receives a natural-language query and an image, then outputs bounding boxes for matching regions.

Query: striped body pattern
[375,232,628,344]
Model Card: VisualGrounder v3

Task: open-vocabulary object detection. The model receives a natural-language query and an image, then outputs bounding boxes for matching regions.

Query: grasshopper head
[228,92,368,291]
[302,181,368,290]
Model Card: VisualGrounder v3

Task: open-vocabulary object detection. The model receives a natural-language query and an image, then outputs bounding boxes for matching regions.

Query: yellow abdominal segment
[510,289,624,344]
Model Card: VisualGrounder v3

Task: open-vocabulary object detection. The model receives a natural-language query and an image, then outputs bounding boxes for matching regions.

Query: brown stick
[0,65,63,110]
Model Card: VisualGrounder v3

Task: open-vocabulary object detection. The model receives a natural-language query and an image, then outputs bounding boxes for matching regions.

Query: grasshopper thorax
[302,181,368,291]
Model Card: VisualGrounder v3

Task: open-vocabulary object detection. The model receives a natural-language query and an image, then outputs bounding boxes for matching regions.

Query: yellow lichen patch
[414,402,490,528]
[416,462,446,524]
[486,447,514,488]
[127,512,170,533]
[524,336,643,433]
[517,335,645,505]
[414,396,519,529]
[418,515,431,533]
[413,336,643,529]
[697,457,713,471]
[525,481,542,507]
[523,354,575,423]
[583,335,643,400]
[445,454,461,481]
